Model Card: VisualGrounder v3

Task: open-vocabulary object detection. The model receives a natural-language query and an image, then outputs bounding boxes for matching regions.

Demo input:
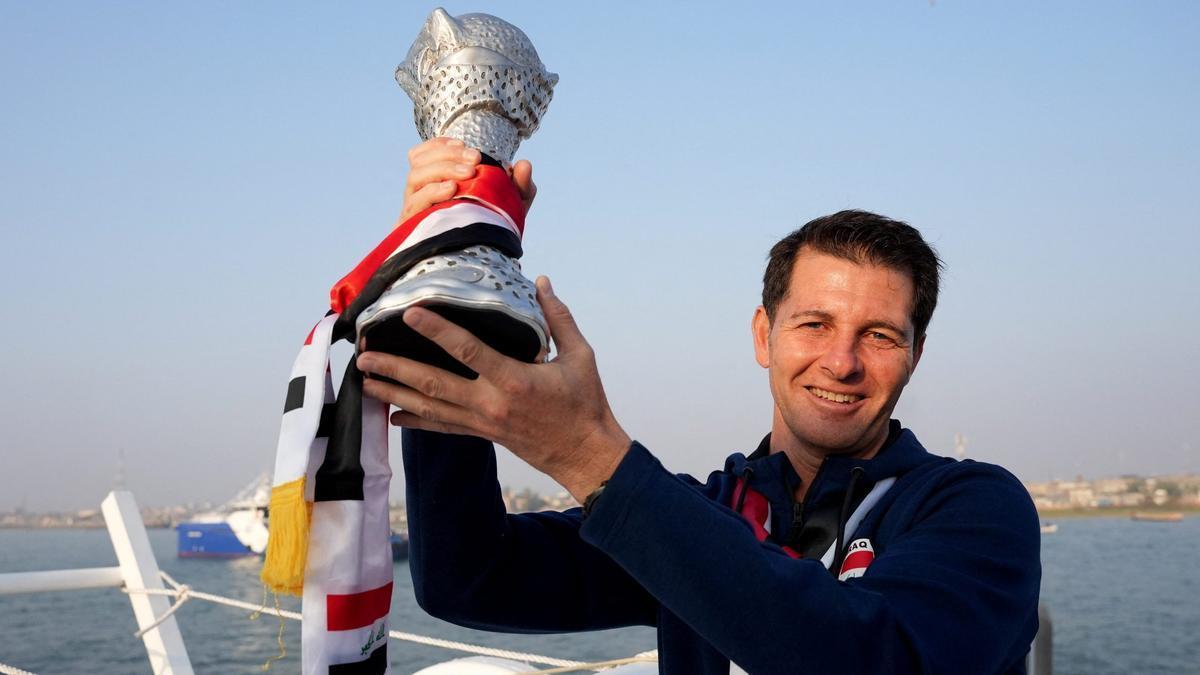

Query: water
[0,529,655,673]
[1038,517,1199,674]
[1,518,1197,674]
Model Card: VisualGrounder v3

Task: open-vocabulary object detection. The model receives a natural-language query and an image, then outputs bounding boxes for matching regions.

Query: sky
[1,1,1197,511]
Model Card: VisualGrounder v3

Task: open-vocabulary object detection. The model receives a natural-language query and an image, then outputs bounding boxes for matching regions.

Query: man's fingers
[398,140,482,228]
[401,181,457,221]
[407,136,465,164]
[360,374,475,429]
[403,307,509,377]
[511,159,537,213]
[535,277,588,355]
[389,410,480,438]
[357,351,474,405]
[406,159,478,195]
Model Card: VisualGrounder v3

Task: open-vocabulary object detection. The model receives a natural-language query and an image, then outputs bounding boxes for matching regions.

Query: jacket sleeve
[580,442,1041,674]
[401,428,657,632]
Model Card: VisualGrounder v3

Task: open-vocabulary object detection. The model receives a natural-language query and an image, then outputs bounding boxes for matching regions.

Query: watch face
[583,482,608,517]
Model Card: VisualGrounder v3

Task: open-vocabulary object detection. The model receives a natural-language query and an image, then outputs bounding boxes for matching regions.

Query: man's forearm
[401,428,655,632]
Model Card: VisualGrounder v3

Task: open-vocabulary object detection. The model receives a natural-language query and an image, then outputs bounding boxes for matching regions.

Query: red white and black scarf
[262,163,525,674]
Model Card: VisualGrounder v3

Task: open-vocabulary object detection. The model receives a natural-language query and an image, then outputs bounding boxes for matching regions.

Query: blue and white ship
[176,474,410,560]
[176,475,270,558]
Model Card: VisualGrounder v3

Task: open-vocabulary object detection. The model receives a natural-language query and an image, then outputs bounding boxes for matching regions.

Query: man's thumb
[536,276,585,352]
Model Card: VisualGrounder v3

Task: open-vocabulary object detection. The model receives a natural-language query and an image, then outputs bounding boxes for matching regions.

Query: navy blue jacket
[402,422,1041,674]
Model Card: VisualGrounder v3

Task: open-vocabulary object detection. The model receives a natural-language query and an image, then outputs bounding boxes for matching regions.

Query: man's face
[752,249,924,458]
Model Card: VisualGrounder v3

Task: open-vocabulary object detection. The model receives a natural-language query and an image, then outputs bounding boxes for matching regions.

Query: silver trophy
[356,9,557,376]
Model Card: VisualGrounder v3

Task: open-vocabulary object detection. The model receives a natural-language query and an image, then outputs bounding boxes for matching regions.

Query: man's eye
[867,331,896,344]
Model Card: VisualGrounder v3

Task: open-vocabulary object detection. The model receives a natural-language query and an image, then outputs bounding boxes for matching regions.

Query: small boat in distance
[1130,511,1184,522]
[391,531,409,561]
[177,475,270,558]
[1039,523,1058,534]
[177,474,411,560]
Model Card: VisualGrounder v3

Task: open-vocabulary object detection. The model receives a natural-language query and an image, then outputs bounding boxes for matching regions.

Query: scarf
[261,164,525,673]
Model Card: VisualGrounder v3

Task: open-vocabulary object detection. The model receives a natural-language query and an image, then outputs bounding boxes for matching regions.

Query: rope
[515,650,659,673]
[125,585,302,618]
[131,583,190,638]
[384,630,584,668]
[121,575,594,669]
[0,662,37,675]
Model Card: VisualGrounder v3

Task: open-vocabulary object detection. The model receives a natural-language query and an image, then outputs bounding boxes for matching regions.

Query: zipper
[734,466,754,514]
[785,457,833,549]
[784,501,804,547]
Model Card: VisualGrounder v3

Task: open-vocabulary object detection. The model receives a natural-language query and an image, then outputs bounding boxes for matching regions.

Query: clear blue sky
[2,1,1197,510]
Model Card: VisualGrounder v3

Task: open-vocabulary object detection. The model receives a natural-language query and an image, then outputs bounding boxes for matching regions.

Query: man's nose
[819,334,862,381]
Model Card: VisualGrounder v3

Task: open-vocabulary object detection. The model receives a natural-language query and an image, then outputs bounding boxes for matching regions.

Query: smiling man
[751,215,934,501]
[356,142,1042,674]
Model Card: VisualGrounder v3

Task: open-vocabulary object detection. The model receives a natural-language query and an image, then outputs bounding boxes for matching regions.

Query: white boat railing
[122,572,611,669]
[0,491,194,674]
[1029,603,1053,675]
[0,566,124,594]
[0,490,655,674]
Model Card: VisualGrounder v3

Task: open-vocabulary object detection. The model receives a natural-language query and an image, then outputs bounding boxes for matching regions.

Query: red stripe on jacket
[732,479,801,559]
[839,549,874,575]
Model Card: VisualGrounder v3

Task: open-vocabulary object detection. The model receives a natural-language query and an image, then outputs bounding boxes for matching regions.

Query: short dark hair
[762,210,944,338]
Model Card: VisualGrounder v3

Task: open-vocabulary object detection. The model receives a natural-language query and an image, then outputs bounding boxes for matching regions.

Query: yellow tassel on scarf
[260,477,312,596]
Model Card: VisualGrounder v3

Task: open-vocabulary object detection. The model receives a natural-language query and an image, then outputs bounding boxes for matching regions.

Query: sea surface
[1,517,1197,674]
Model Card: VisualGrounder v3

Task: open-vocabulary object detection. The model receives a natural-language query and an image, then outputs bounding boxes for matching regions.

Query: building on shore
[1024,473,1200,512]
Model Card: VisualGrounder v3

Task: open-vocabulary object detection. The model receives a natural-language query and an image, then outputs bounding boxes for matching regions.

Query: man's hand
[398,137,537,224]
[357,277,629,501]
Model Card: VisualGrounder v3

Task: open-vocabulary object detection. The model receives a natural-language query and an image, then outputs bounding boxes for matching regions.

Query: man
[355,139,1041,673]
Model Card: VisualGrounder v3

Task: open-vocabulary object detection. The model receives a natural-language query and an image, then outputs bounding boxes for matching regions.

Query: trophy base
[355,245,548,380]
[360,304,541,380]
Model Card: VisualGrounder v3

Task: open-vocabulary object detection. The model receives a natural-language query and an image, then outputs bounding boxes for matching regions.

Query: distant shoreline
[4,508,1197,530]
[1037,506,1199,520]
[0,524,172,531]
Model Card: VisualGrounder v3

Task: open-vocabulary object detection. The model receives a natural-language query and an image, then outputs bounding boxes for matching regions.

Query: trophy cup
[354,9,558,377]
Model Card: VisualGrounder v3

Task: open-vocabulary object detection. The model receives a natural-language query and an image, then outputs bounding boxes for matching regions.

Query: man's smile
[805,386,864,405]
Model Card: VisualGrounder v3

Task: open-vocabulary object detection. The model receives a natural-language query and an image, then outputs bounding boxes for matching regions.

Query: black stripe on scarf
[314,359,366,502]
[332,222,522,342]
[316,403,336,439]
[283,377,306,413]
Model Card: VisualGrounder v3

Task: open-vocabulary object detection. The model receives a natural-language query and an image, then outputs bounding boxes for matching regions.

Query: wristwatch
[581,481,609,519]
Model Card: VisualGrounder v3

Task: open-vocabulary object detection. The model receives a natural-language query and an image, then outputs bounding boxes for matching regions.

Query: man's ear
[752,306,771,368]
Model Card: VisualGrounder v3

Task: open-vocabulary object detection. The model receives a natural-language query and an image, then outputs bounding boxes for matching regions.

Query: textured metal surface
[356,245,548,355]
[395,9,558,166]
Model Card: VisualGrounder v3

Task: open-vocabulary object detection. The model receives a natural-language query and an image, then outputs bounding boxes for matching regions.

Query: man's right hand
[399,137,537,224]
[359,276,630,503]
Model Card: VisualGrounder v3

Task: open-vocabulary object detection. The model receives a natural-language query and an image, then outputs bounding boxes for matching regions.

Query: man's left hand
[357,276,630,502]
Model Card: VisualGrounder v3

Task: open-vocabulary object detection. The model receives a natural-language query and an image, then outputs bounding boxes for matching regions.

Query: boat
[391,530,410,561]
[1131,511,1184,522]
[176,475,270,558]
[1039,522,1058,534]
[176,474,410,561]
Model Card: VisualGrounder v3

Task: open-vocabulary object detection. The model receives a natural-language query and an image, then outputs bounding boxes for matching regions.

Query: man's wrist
[559,419,630,503]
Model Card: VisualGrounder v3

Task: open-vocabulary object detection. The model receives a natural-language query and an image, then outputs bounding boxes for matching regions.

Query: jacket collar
[819,421,939,485]
[723,421,941,555]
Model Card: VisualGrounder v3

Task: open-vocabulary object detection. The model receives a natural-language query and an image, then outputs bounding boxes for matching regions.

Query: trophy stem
[442,109,521,167]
